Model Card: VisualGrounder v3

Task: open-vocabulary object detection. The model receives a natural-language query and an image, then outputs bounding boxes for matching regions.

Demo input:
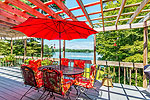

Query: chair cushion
[74,76,93,88]
[62,79,74,95]
[42,69,73,96]
[61,58,69,66]
[73,60,85,69]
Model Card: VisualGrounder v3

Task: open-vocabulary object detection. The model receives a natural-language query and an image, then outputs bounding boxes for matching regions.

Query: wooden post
[41,39,44,59]
[124,67,126,84]
[143,21,148,88]
[24,39,27,61]
[11,39,13,54]
[118,66,120,83]
[63,40,65,58]
[94,34,96,64]
[135,68,137,86]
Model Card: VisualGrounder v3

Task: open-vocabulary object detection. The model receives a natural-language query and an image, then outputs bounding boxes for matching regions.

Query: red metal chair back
[42,69,63,95]
[21,66,37,87]
[61,58,69,66]
[73,60,85,69]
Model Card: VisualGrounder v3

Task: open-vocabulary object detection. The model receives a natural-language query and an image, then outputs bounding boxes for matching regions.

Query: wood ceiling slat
[90,9,150,21]
[0,9,26,23]
[0,15,20,25]
[103,2,143,12]
[76,0,93,27]
[0,1,31,19]
[94,21,150,32]
[52,0,78,21]
[28,0,63,19]
[100,0,105,31]
[32,1,54,9]
[5,0,47,18]
[56,1,101,14]
[127,0,150,24]
[94,16,144,24]
[0,21,15,27]
[115,0,126,25]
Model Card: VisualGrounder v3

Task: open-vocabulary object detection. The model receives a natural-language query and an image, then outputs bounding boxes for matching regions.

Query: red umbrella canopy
[11,17,97,40]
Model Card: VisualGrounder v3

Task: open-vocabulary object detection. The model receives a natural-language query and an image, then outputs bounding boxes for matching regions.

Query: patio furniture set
[20,58,101,100]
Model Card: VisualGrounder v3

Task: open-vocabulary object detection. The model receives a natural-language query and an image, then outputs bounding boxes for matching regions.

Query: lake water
[52,52,102,60]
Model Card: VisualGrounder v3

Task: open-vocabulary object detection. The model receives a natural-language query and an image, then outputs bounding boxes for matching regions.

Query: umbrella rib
[60,22,71,40]
[43,23,58,33]
[29,26,49,37]
[12,21,55,28]
[61,21,92,38]
[62,23,88,38]
[65,22,97,32]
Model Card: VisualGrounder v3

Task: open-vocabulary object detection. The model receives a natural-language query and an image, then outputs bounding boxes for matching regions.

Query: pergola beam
[0,15,20,25]
[65,8,150,21]
[104,2,146,12]
[0,1,31,19]
[100,0,105,31]
[127,0,150,24]
[0,9,26,23]
[52,0,78,21]
[115,0,126,25]
[28,0,63,19]
[56,1,101,14]
[76,0,93,26]
[94,21,150,32]
[139,12,150,22]
[0,21,15,27]
[5,0,47,18]
[94,16,144,24]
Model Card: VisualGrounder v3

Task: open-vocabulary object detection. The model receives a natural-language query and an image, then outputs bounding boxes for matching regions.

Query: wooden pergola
[0,0,150,87]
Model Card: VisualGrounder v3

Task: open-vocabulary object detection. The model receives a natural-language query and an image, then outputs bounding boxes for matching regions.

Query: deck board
[0,67,150,100]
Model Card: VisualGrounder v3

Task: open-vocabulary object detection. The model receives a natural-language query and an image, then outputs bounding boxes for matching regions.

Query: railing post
[41,39,44,60]
[11,38,13,55]
[24,39,27,62]
[93,34,96,64]
[63,40,65,58]
[143,21,148,88]
[124,67,126,84]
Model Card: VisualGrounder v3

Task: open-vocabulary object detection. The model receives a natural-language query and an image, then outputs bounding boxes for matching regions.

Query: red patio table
[38,65,84,76]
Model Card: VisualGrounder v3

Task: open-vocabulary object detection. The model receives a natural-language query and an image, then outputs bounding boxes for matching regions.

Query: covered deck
[0,67,149,100]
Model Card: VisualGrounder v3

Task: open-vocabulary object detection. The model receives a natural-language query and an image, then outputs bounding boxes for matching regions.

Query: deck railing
[0,56,145,87]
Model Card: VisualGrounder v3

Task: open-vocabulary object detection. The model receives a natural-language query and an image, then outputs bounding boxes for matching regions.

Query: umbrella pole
[59,38,61,70]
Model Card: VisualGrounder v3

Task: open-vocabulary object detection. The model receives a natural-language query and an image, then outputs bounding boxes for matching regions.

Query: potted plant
[102,67,116,87]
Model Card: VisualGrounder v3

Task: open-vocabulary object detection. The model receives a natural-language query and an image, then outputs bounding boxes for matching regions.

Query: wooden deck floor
[0,67,150,100]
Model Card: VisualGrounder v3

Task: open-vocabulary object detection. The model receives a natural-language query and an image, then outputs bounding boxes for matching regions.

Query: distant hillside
[55,49,93,53]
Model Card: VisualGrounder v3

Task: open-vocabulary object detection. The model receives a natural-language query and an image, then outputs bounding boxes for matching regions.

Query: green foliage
[41,59,53,66]
[96,0,150,63]
[0,40,11,55]
[2,54,15,62]
[24,58,33,65]
[55,49,93,53]
[44,44,55,57]
[26,38,41,56]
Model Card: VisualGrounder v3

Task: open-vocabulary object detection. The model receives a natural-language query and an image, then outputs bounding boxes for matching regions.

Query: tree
[96,0,150,63]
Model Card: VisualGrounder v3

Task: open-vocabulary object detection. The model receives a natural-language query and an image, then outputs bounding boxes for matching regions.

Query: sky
[44,0,101,50]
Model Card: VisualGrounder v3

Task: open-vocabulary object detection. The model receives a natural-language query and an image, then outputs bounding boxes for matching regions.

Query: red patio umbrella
[11,17,97,69]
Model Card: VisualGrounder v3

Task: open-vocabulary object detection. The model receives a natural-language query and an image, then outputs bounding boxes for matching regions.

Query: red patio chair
[73,60,85,69]
[65,60,85,79]
[74,64,101,99]
[61,58,69,66]
[20,66,43,100]
[41,69,74,100]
